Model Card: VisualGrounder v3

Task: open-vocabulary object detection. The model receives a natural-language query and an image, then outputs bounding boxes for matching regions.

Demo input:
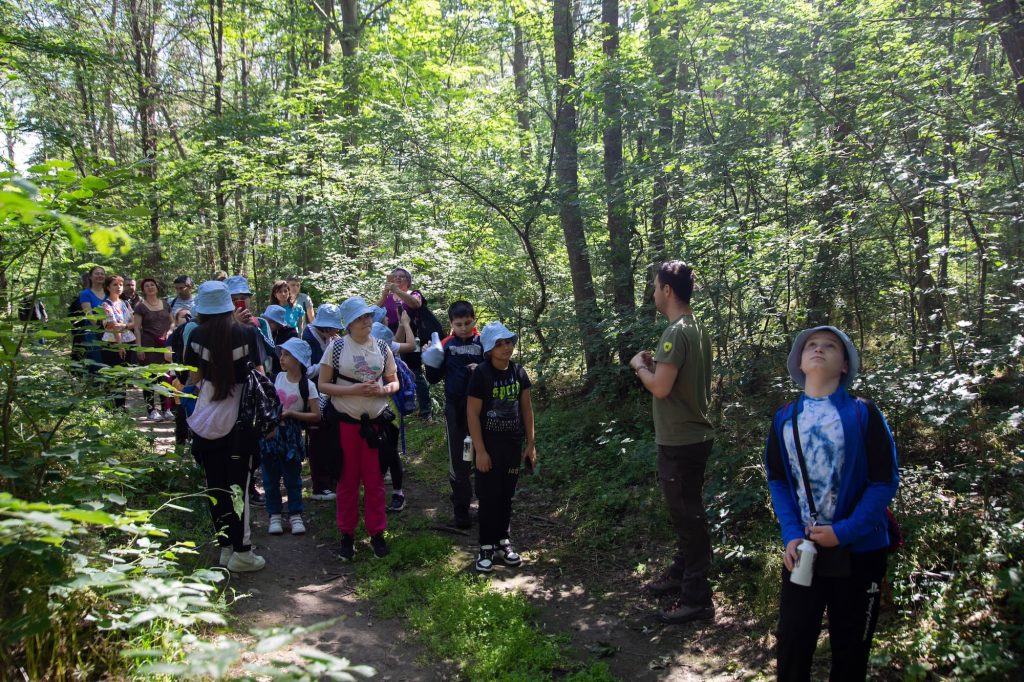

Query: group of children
[188,278,536,574]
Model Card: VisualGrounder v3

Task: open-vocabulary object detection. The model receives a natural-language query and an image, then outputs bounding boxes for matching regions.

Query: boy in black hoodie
[424,300,483,528]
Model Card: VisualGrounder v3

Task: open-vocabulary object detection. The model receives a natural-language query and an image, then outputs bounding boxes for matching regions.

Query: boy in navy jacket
[764,326,899,681]
[424,300,483,528]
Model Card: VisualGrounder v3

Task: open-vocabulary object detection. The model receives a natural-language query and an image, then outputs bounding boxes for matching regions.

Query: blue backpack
[392,355,418,416]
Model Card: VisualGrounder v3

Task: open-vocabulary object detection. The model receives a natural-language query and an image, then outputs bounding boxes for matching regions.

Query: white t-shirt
[321,336,396,419]
[275,372,319,414]
[782,395,845,527]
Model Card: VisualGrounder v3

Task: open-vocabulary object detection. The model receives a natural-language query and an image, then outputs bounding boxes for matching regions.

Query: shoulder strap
[298,372,309,412]
[790,397,819,525]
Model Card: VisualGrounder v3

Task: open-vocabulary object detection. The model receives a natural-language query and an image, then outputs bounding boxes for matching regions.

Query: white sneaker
[311,490,336,501]
[162,408,175,420]
[226,550,266,572]
[289,515,306,535]
[268,514,284,535]
[218,547,233,566]
[148,409,162,422]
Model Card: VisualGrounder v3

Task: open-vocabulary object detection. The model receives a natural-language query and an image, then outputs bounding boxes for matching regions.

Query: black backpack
[238,362,283,436]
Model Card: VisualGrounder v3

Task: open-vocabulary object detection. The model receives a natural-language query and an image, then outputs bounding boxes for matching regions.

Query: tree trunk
[513,19,530,158]
[127,0,162,268]
[209,0,228,271]
[554,0,603,374]
[984,0,1024,108]
[601,0,634,365]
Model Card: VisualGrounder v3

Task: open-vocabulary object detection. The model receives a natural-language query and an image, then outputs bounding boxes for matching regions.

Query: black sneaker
[656,601,715,625]
[248,485,264,508]
[388,493,406,512]
[338,534,355,562]
[370,533,389,558]
[496,539,522,566]
[475,545,495,573]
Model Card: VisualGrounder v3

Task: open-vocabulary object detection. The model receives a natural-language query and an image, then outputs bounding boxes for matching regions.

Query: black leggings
[474,435,521,546]
[193,428,255,552]
[777,548,888,681]
[100,347,128,409]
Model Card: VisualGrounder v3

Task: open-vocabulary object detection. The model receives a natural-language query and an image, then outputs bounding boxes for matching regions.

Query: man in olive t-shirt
[629,260,715,625]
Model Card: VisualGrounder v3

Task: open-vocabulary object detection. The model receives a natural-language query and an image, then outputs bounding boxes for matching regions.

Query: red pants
[335,422,387,537]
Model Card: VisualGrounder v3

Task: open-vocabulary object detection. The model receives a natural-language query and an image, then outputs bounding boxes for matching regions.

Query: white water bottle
[462,435,473,462]
[789,539,817,587]
[422,331,444,367]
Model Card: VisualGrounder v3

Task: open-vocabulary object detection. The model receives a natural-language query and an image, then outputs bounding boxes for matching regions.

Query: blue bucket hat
[480,321,517,353]
[370,305,387,324]
[224,275,252,296]
[262,304,287,327]
[310,303,343,330]
[340,296,374,329]
[278,337,313,369]
[787,325,860,389]
[193,281,234,315]
[371,322,395,346]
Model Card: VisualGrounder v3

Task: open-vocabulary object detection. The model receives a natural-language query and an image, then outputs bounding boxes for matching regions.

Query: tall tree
[127,0,162,268]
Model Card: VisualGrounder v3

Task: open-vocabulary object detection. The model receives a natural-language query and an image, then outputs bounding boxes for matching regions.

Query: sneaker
[268,514,284,535]
[289,515,306,535]
[370,533,389,558]
[645,572,683,596]
[148,409,162,422]
[338,534,355,561]
[496,539,522,566]
[389,492,406,512]
[162,408,175,420]
[311,490,337,501]
[218,546,233,567]
[475,545,495,573]
[249,486,264,507]
[656,601,715,625]
[226,550,267,573]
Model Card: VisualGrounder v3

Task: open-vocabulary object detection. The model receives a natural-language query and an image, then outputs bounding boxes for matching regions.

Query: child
[318,297,400,561]
[302,304,343,501]
[424,300,484,528]
[262,304,298,377]
[371,317,417,512]
[763,326,899,681]
[466,322,536,572]
[261,337,321,536]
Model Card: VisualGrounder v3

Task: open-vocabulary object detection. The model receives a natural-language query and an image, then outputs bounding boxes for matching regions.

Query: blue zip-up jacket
[764,388,899,553]
[424,333,483,400]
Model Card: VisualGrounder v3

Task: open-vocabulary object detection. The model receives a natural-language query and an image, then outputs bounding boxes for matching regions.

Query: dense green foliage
[3,0,1023,678]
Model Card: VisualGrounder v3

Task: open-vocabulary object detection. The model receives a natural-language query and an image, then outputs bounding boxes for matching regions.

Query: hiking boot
[645,572,683,596]
[656,601,715,625]
[475,545,495,573]
[289,515,306,535]
[268,514,284,535]
[338,534,355,561]
[389,492,406,512]
[370,533,390,558]
[218,546,233,567]
[496,539,522,566]
[312,489,336,501]
[226,550,266,573]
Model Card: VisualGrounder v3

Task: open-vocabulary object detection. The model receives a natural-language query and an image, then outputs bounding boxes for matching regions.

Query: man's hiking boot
[645,572,683,596]
[657,601,715,625]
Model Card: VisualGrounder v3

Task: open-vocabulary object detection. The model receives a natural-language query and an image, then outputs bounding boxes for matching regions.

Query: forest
[2,0,1023,679]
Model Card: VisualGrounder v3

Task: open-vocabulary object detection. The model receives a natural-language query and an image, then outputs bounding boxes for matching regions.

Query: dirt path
[135,401,771,680]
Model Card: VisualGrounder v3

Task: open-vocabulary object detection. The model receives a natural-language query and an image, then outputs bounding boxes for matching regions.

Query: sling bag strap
[790,397,819,526]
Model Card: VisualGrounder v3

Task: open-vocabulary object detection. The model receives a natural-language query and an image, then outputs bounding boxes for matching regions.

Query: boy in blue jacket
[763,326,899,681]
[424,300,483,528]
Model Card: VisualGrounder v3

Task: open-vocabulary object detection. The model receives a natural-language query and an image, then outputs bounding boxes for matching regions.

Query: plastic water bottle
[789,539,817,587]
[422,331,444,367]
[462,435,473,462]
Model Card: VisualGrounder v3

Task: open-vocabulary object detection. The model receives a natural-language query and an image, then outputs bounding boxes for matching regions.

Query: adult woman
[376,267,431,419]
[287,275,315,331]
[77,265,108,372]
[133,278,174,421]
[184,281,266,573]
[100,275,136,410]
[270,280,303,331]
[319,297,400,561]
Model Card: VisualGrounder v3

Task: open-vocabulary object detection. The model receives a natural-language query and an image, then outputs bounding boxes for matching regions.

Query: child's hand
[354,381,380,397]
[281,409,296,419]
[476,450,492,472]
[783,538,803,571]
[808,524,839,548]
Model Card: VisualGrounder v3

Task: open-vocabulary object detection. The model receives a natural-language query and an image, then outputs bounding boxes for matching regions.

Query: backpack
[412,294,444,347]
[238,362,283,436]
[319,335,393,424]
[392,355,417,416]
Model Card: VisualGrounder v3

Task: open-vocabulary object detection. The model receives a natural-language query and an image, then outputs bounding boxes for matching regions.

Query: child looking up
[424,300,483,528]
[763,326,899,681]
[466,322,536,572]
[260,337,320,536]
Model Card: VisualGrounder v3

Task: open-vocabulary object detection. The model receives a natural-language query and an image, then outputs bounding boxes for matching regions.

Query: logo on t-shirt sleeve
[663,341,673,353]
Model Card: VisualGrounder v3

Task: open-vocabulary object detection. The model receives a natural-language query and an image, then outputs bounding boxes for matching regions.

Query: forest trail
[134,404,770,680]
